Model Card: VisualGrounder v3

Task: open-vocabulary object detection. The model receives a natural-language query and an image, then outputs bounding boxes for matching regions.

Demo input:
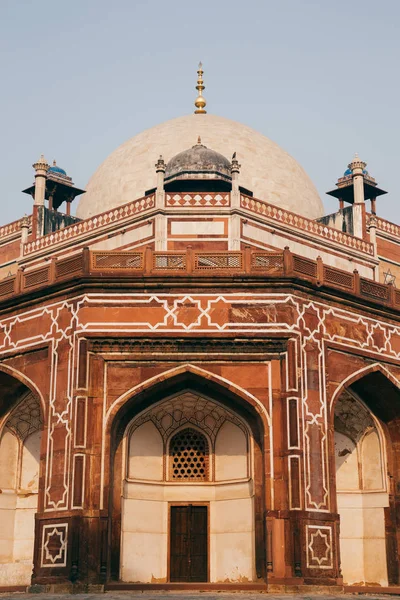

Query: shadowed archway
[107,368,269,583]
[0,368,45,587]
[331,366,400,586]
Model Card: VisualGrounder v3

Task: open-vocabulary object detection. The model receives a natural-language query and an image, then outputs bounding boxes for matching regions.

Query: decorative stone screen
[169,428,209,481]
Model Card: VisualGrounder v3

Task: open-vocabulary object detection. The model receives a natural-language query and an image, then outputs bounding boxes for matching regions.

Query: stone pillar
[293,336,341,583]
[229,214,241,250]
[229,154,241,250]
[349,154,367,239]
[155,214,167,250]
[32,155,49,206]
[31,339,108,588]
[31,155,49,239]
[155,155,165,210]
[230,153,241,209]
[153,156,167,250]
[367,215,378,278]
[20,215,29,256]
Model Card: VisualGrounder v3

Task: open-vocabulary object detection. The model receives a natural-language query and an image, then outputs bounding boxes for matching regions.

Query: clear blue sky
[1,0,399,224]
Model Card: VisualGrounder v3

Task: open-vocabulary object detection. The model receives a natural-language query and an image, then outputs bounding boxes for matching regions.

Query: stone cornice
[87,336,288,357]
[0,248,398,321]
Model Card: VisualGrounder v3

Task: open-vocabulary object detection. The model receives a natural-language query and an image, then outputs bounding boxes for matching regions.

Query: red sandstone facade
[1,117,400,591]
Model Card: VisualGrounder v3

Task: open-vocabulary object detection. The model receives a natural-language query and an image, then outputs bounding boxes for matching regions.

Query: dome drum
[165,169,231,184]
[162,139,233,193]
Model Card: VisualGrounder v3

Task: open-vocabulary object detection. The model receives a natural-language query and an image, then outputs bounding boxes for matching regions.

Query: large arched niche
[0,371,45,587]
[331,366,400,587]
[125,391,252,483]
[107,370,267,584]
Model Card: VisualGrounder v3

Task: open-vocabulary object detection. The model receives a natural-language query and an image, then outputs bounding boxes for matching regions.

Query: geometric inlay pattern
[129,391,247,443]
[169,427,209,481]
[334,390,375,444]
[306,525,333,569]
[41,523,68,567]
[0,287,399,518]
[6,392,43,441]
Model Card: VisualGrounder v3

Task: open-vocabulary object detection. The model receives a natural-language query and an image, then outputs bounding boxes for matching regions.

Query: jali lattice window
[169,428,209,481]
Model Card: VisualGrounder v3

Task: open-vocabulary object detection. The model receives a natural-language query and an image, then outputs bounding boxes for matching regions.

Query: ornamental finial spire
[194,62,207,114]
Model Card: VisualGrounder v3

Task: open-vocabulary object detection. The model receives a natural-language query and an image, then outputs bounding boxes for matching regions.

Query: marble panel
[215,421,247,481]
[212,531,254,582]
[363,538,388,586]
[210,498,253,534]
[128,421,163,481]
[121,531,167,582]
[122,498,166,534]
[170,221,225,236]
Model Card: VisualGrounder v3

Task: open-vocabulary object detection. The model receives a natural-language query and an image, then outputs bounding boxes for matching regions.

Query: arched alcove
[0,385,44,586]
[333,369,400,586]
[109,375,265,585]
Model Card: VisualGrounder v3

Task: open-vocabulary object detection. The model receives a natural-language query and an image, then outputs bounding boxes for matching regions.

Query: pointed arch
[106,363,270,582]
[105,363,271,434]
[331,362,398,586]
[0,363,46,431]
[123,388,252,444]
[330,362,400,411]
[0,364,45,587]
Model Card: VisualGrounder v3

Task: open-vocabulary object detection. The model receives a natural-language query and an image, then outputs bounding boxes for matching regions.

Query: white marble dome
[76,114,324,220]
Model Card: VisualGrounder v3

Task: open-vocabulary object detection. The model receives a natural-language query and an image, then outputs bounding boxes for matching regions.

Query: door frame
[168,501,210,583]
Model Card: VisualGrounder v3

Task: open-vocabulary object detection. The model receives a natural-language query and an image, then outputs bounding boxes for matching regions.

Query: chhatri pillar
[229,152,241,249]
[155,155,166,209]
[349,153,367,239]
[154,155,167,250]
[327,156,387,237]
[32,154,49,207]
[31,154,49,239]
[19,214,30,256]
[368,214,378,264]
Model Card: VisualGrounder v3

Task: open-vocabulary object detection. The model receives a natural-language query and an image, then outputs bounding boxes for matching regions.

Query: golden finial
[194,62,207,114]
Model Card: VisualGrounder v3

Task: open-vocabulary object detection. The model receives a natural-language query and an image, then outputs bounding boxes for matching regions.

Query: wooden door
[170,505,208,582]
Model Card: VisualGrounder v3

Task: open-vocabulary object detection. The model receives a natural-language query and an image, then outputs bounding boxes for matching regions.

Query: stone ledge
[26,583,104,594]
[105,582,268,591]
[345,585,400,595]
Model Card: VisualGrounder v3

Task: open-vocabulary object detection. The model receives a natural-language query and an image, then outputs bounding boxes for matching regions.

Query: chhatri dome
[48,160,67,177]
[76,64,323,220]
[165,137,232,185]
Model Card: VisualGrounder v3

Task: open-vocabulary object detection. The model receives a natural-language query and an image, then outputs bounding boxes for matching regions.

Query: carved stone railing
[15,190,379,257]
[241,194,374,255]
[0,215,32,240]
[166,192,230,207]
[374,216,400,239]
[0,247,398,312]
[23,195,155,255]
